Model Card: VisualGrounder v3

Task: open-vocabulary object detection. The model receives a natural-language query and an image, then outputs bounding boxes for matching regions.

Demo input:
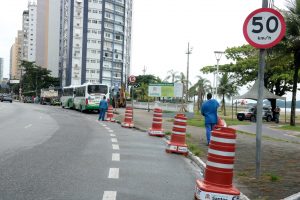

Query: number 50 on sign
[243,8,286,49]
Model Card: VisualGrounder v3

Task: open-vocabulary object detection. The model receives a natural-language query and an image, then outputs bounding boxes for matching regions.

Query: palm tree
[164,69,180,83]
[193,76,211,111]
[217,73,238,116]
[284,0,300,126]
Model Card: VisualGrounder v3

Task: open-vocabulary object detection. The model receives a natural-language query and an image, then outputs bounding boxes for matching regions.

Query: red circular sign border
[129,75,136,83]
[243,8,286,49]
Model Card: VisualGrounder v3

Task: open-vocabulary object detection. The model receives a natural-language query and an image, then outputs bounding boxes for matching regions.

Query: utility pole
[185,43,192,103]
[256,0,268,179]
[142,66,147,75]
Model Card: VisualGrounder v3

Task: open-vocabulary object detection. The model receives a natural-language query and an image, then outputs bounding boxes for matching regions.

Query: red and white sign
[128,75,136,83]
[243,8,286,49]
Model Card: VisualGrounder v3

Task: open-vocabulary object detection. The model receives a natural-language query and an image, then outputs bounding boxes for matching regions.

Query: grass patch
[265,173,280,182]
[164,131,172,136]
[225,119,252,126]
[278,125,300,132]
[162,110,176,113]
[187,142,204,157]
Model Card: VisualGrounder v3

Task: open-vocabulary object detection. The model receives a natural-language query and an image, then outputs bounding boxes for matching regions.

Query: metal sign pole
[255,0,268,179]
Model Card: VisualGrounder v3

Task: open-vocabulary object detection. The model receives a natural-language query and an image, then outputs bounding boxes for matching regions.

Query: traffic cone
[106,105,115,122]
[121,106,134,128]
[194,126,240,199]
[166,114,188,156]
[148,108,164,137]
[217,116,227,127]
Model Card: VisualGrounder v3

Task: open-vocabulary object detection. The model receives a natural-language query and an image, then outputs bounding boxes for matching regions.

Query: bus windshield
[88,85,108,94]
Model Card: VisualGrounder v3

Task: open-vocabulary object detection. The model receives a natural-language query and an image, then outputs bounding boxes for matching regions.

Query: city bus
[73,83,109,112]
[60,86,75,108]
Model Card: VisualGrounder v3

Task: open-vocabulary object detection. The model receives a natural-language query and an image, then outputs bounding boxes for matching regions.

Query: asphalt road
[0,102,197,200]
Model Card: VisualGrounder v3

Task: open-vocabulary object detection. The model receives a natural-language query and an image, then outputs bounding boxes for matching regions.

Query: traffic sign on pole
[128,75,136,84]
[243,8,286,49]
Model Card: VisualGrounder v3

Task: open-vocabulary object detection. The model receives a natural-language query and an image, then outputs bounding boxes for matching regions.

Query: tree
[201,44,294,118]
[164,69,180,83]
[217,73,238,116]
[284,0,300,126]
[190,76,211,111]
[20,60,59,96]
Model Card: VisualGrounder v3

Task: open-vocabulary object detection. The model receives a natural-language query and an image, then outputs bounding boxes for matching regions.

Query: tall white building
[0,58,3,81]
[60,0,133,87]
[22,1,37,62]
[36,0,61,77]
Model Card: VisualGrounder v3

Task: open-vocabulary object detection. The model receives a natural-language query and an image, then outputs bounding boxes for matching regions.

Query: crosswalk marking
[112,144,119,150]
[108,168,119,179]
[112,153,120,161]
[102,191,117,200]
[110,134,116,137]
[111,138,118,143]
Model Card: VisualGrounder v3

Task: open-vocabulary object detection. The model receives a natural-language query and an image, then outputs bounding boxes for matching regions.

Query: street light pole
[214,51,224,98]
[186,43,192,103]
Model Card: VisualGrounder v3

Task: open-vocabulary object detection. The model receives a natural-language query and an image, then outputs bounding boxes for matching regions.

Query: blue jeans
[99,108,106,121]
[205,123,216,145]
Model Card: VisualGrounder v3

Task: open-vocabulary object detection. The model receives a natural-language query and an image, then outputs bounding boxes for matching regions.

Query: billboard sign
[148,83,183,97]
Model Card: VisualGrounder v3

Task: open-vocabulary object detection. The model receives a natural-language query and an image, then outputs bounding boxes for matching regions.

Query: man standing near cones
[201,93,219,145]
[98,96,108,121]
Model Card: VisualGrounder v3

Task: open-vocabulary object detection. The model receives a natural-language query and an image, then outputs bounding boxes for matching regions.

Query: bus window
[88,85,108,94]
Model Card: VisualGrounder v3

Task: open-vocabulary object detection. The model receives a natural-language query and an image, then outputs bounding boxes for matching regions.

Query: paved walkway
[113,107,300,200]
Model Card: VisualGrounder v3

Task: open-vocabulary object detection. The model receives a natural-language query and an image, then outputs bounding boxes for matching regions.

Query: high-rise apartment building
[36,0,61,77]
[10,31,23,80]
[0,58,3,81]
[22,1,37,62]
[60,0,133,87]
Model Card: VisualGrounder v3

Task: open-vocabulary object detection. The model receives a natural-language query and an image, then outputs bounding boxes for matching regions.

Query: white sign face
[128,75,136,83]
[9,80,20,84]
[243,8,285,49]
[195,186,240,200]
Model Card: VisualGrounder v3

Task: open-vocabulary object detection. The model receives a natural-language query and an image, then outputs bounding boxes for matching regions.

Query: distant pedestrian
[274,106,281,123]
[98,96,108,121]
[201,93,219,145]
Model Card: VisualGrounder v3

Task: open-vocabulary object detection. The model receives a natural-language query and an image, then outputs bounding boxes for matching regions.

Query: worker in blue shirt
[98,96,108,121]
[201,93,219,145]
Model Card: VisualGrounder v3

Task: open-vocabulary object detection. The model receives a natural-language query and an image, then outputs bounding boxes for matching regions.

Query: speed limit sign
[243,8,286,49]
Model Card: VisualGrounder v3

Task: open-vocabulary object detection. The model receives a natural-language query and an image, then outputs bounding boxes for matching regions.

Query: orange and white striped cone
[166,114,188,156]
[148,108,164,137]
[106,105,115,122]
[194,126,240,200]
[121,106,134,128]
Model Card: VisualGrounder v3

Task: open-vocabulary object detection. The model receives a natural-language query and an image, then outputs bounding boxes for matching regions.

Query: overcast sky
[1,0,294,99]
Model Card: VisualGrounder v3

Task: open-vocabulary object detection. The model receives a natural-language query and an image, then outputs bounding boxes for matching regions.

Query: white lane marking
[24,124,32,129]
[102,124,107,127]
[112,144,119,150]
[110,134,116,137]
[108,130,114,133]
[102,191,117,200]
[105,127,110,130]
[108,168,119,179]
[112,153,120,161]
[111,138,118,143]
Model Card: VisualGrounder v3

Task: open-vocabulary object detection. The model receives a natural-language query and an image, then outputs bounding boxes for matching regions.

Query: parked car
[237,106,273,122]
[0,94,13,103]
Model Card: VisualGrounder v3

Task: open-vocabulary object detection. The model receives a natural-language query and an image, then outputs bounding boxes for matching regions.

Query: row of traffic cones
[105,105,240,199]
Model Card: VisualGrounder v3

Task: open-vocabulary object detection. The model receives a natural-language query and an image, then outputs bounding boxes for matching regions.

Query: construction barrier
[194,126,240,200]
[166,114,188,156]
[121,106,134,128]
[106,105,115,122]
[148,108,164,137]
